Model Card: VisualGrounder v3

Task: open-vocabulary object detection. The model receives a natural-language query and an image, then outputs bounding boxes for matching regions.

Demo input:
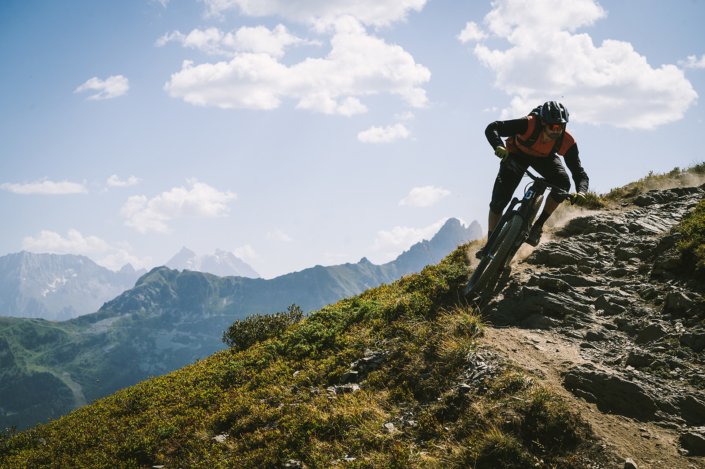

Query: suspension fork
[480,198,525,257]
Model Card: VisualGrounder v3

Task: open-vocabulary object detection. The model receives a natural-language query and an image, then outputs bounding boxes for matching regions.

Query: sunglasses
[545,123,565,131]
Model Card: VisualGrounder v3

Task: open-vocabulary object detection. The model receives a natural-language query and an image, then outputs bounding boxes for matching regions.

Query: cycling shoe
[475,249,484,260]
[526,224,543,247]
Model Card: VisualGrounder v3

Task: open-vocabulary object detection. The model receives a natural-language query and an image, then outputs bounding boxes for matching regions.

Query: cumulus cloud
[22,230,151,271]
[120,180,237,233]
[266,230,293,242]
[462,0,698,129]
[357,123,410,143]
[232,244,258,259]
[457,21,487,43]
[157,25,316,58]
[22,229,113,254]
[399,186,450,207]
[1,179,88,195]
[163,17,430,115]
[197,0,428,28]
[107,175,141,187]
[370,218,448,258]
[75,75,129,100]
[681,54,705,69]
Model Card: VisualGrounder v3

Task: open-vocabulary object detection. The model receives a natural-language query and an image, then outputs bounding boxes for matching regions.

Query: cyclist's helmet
[540,101,569,125]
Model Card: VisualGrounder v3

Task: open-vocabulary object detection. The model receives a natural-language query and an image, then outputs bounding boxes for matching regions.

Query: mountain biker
[479,101,589,257]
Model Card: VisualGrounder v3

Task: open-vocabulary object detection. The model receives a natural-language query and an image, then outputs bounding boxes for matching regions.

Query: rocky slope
[0,252,146,320]
[474,185,705,466]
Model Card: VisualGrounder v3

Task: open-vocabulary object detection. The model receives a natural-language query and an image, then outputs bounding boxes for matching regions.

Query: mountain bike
[464,159,576,298]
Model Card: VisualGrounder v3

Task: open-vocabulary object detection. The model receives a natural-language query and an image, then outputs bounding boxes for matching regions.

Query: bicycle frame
[479,159,571,259]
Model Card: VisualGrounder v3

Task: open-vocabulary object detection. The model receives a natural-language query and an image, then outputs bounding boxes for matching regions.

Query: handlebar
[504,158,577,203]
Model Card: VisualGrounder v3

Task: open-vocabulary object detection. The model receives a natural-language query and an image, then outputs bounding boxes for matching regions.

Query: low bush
[222,304,303,352]
[677,198,705,274]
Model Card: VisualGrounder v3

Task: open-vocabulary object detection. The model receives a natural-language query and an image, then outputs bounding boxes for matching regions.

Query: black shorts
[489,153,571,214]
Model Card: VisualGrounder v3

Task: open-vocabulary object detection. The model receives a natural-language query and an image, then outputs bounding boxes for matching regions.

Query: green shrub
[222,304,303,352]
[678,198,705,273]
[582,191,606,209]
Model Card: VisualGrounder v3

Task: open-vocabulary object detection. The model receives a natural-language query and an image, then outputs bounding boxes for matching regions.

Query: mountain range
[0,218,481,430]
[0,252,146,321]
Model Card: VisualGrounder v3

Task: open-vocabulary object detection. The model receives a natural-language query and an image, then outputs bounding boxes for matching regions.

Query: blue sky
[1,0,704,279]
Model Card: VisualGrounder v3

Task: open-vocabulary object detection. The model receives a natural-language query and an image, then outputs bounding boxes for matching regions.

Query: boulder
[526,240,597,267]
[625,350,655,368]
[664,291,695,313]
[615,317,641,335]
[585,329,610,342]
[616,246,641,261]
[520,287,594,319]
[634,323,667,344]
[594,295,628,315]
[564,365,664,419]
[680,330,705,353]
[680,428,705,455]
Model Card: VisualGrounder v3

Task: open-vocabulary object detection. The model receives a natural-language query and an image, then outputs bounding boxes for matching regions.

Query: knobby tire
[464,214,523,297]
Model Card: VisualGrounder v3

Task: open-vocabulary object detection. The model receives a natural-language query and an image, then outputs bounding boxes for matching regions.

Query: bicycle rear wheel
[464,214,523,298]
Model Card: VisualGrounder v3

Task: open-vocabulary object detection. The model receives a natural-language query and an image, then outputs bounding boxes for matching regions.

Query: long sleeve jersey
[485,117,589,194]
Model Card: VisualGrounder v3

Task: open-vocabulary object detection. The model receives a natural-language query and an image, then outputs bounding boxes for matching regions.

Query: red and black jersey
[485,116,589,194]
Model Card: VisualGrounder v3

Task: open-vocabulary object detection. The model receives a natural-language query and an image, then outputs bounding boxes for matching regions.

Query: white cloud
[399,186,450,207]
[394,111,414,120]
[22,229,151,271]
[357,123,410,143]
[96,250,152,271]
[457,21,487,43]
[197,0,428,28]
[22,229,113,255]
[370,218,448,257]
[464,0,698,129]
[107,175,141,187]
[163,17,430,115]
[232,244,258,259]
[120,180,237,233]
[1,179,88,195]
[75,75,129,100]
[483,107,498,112]
[680,54,705,69]
[157,25,316,58]
[154,0,170,6]
[266,230,293,242]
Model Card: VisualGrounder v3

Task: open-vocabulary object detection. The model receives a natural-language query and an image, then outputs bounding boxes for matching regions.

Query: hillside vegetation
[581,161,705,210]
[0,218,480,431]
[0,243,593,469]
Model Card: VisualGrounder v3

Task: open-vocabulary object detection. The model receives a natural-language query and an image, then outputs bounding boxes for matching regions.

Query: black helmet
[540,101,569,124]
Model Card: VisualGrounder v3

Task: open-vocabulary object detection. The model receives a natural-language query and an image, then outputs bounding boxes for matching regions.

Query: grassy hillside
[0,242,592,469]
[0,218,481,430]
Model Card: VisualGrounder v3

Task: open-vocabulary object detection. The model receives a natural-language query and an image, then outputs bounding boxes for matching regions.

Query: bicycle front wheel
[464,213,523,297]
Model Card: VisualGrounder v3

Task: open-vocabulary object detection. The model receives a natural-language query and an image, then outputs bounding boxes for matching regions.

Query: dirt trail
[471,185,705,468]
[486,326,702,469]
